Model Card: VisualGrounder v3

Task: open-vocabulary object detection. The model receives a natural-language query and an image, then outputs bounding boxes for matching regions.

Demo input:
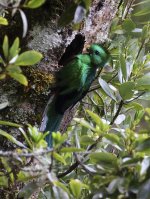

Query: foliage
[0,0,150,199]
[0,36,43,85]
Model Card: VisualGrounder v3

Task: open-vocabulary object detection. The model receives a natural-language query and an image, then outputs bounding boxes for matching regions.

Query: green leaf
[136,74,150,90]
[137,179,150,199]
[27,125,47,148]
[15,50,43,66]
[9,72,28,86]
[7,65,22,73]
[1,158,14,182]
[70,179,81,198]
[74,118,95,131]
[134,7,150,16]
[24,0,46,8]
[86,109,109,132]
[119,54,127,81]
[0,17,8,25]
[90,152,118,168]
[9,37,20,60]
[0,174,8,187]
[98,78,117,101]
[19,128,32,149]
[125,102,143,111]
[17,171,35,182]
[60,147,84,153]
[54,181,70,194]
[107,178,121,194]
[146,108,150,116]
[53,132,67,146]
[122,19,136,32]
[93,91,104,106]
[134,0,150,6]
[53,152,66,165]
[142,25,149,40]
[83,0,92,9]
[0,120,22,127]
[119,82,135,100]
[122,157,141,167]
[140,157,150,175]
[0,129,26,148]
[136,137,150,153]
[28,125,43,143]
[86,110,103,127]
[70,179,88,198]
[58,2,77,26]
[2,35,9,59]
[0,56,4,64]
[80,135,95,145]
[104,133,124,150]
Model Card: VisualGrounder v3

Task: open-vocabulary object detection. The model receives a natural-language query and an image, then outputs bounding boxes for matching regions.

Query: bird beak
[83,44,90,54]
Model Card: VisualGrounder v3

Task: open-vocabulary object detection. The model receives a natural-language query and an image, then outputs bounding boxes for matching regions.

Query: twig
[88,73,118,93]
[135,41,145,61]
[57,161,79,178]
[57,135,102,178]
[74,153,93,176]
[122,0,135,20]
[95,68,103,79]
[110,100,124,125]
[125,92,145,104]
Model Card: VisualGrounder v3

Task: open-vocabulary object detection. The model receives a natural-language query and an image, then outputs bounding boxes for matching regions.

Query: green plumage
[40,44,111,147]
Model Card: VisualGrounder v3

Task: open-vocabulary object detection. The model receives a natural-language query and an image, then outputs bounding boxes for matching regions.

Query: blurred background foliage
[0,0,150,198]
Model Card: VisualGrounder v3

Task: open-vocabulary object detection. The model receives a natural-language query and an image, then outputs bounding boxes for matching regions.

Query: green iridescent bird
[40,44,111,147]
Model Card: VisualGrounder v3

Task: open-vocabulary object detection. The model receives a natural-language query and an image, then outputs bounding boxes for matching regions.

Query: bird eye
[95,50,100,55]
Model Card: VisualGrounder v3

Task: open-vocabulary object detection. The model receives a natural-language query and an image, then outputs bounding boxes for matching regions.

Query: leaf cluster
[0,36,43,86]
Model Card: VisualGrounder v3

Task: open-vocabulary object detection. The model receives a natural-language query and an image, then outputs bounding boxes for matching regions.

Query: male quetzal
[40,44,111,147]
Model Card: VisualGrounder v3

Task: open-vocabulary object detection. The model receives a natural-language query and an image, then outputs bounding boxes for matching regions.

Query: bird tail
[40,96,63,147]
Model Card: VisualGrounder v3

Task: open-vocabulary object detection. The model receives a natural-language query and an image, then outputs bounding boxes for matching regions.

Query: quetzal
[40,44,111,147]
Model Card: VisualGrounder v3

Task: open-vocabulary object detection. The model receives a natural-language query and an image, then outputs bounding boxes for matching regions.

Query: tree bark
[0,0,119,149]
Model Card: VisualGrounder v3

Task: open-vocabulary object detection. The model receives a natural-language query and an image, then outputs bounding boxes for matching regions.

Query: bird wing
[54,55,92,114]
[57,55,90,95]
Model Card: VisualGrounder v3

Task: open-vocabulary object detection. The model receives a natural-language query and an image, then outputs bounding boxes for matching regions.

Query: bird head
[87,44,112,68]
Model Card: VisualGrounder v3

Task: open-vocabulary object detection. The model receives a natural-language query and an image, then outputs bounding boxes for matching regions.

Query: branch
[0,149,53,158]
[57,136,102,178]
[122,0,135,20]
[57,161,79,178]
[125,92,145,104]
[74,153,94,176]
